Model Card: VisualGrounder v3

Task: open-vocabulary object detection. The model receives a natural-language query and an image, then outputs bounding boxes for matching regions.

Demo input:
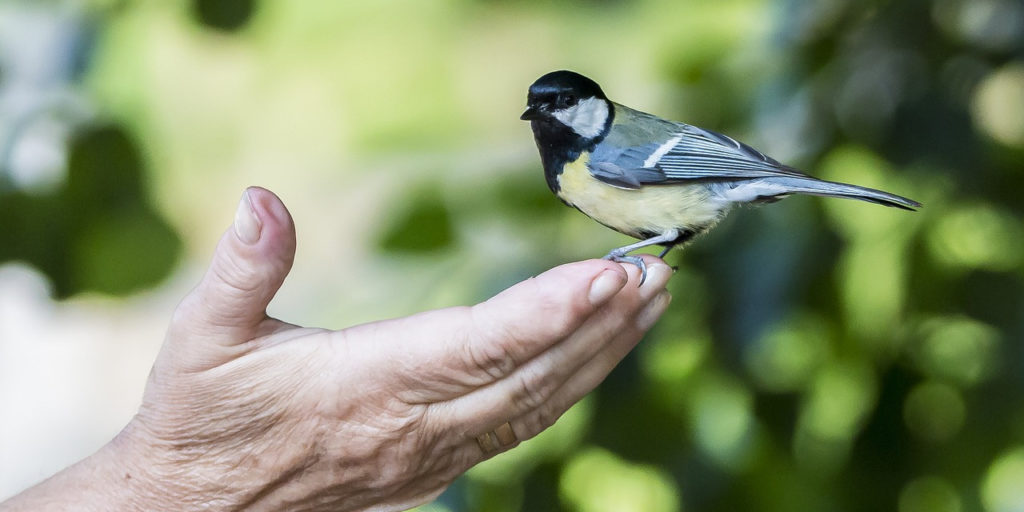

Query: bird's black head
[521,71,614,194]
[522,70,606,117]
[521,70,612,144]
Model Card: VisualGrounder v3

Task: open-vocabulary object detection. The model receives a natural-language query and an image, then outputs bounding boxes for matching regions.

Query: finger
[467,259,633,377]
[450,287,672,465]
[511,289,672,440]
[166,187,297,370]
[440,257,671,434]
[351,259,633,398]
[449,289,669,464]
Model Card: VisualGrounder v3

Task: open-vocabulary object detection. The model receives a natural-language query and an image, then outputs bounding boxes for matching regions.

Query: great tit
[521,70,920,282]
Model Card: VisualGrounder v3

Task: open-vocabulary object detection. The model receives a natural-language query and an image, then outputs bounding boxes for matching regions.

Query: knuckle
[527,400,567,436]
[210,251,264,295]
[536,401,565,430]
[465,337,518,380]
[466,305,524,379]
[513,366,555,411]
[368,403,441,487]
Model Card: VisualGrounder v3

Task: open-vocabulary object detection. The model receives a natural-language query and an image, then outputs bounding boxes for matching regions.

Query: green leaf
[377,185,456,254]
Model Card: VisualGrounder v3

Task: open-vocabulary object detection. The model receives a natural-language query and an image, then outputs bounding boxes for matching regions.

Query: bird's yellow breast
[556,152,728,238]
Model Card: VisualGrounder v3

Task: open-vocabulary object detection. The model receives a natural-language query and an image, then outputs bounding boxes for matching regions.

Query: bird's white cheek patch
[553,98,609,138]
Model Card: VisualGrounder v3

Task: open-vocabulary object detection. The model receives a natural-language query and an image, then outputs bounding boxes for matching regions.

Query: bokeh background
[1,0,1023,510]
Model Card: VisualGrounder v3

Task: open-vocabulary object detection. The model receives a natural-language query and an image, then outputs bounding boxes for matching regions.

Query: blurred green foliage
[379,184,456,254]
[191,0,256,33]
[0,124,180,297]
[3,0,1024,510]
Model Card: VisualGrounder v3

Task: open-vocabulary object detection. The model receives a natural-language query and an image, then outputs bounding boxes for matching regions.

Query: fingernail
[589,269,626,306]
[636,290,672,331]
[234,188,262,245]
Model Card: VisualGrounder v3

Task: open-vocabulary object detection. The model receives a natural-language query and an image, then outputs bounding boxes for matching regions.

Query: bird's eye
[563,95,577,107]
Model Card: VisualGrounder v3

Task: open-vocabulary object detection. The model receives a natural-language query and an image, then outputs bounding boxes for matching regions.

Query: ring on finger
[476,421,517,454]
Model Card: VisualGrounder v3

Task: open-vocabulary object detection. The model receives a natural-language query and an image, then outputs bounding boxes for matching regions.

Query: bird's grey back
[589,103,682,170]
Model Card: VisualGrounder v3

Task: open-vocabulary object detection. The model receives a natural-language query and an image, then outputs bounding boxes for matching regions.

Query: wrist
[97,420,177,512]
[104,417,248,512]
[0,419,228,512]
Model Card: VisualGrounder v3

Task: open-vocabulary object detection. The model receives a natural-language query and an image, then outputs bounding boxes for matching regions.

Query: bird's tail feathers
[726,176,921,211]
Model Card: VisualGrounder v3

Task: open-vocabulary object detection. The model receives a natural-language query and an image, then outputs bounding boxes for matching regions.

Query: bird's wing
[654,125,808,181]
[585,108,920,210]
[588,117,809,187]
[587,161,666,189]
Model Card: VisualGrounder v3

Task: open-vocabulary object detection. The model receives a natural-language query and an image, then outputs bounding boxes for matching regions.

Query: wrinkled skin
[1,187,672,512]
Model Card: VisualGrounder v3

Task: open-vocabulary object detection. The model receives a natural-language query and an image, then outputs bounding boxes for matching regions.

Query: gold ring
[476,422,517,454]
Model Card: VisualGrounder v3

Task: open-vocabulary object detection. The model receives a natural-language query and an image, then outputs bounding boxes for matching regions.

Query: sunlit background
[1,0,1023,511]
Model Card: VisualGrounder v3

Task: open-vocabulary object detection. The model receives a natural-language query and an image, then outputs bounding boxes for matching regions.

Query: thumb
[167,187,297,366]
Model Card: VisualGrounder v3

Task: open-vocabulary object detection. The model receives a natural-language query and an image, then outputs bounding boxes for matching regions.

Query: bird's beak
[520,106,541,121]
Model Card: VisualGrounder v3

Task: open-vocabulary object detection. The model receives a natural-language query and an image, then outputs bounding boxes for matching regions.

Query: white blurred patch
[0,3,93,193]
[7,116,72,192]
[972,63,1024,147]
[0,264,178,501]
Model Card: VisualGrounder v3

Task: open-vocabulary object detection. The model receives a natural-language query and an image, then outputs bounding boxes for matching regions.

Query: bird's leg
[657,245,681,273]
[602,229,680,286]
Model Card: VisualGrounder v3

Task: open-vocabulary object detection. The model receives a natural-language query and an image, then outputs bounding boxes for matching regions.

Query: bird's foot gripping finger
[602,252,648,286]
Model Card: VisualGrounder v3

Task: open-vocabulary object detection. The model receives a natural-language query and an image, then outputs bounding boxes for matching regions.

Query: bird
[520,70,920,283]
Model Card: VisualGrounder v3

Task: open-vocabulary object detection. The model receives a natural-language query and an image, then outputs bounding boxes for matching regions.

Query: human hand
[3,187,673,512]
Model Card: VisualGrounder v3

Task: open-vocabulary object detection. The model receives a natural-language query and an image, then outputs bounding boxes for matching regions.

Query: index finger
[363,259,635,401]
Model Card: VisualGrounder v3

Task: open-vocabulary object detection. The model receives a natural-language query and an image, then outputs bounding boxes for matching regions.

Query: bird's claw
[603,252,648,286]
